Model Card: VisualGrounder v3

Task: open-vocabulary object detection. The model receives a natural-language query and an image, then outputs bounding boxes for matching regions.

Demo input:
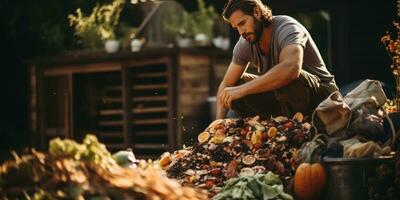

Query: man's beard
[242,17,264,44]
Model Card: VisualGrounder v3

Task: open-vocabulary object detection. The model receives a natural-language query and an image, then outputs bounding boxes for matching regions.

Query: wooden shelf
[98,120,124,126]
[99,109,123,116]
[134,130,168,137]
[101,97,123,103]
[132,84,168,90]
[132,118,168,125]
[133,72,168,78]
[132,95,167,102]
[100,106,168,116]
[133,106,168,114]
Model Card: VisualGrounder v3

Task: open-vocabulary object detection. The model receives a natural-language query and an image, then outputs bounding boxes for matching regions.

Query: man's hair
[222,0,272,27]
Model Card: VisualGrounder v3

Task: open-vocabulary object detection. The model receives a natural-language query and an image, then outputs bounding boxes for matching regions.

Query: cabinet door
[40,75,71,148]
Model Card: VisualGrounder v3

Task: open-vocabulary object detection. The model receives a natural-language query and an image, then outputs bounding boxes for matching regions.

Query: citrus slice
[198,131,210,143]
[242,155,256,165]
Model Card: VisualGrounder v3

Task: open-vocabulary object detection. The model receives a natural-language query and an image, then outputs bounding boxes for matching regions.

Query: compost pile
[160,114,313,196]
[0,135,207,200]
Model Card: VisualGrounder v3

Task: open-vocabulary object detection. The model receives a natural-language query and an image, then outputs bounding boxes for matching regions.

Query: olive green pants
[231,70,339,118]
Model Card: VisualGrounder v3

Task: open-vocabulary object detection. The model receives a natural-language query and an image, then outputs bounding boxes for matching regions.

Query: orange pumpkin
[294,162,326,200]
[294,134,327,200]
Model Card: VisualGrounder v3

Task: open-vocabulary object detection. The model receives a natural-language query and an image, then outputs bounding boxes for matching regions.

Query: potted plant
[163,8,194,48]
[191,0,218,46]
[68,0,125,52]
[163,0,218,47]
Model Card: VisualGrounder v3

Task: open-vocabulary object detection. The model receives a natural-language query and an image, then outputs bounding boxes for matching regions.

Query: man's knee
[275,80,310,114]
[274,71,321,114]
[275,74,311,102]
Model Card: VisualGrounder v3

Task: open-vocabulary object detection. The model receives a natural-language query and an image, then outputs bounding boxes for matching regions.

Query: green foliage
[164,10,193,37]
[164,0,218,38]
[68,0,125,49]
[49,134,117,168]
[191,0,218,37]
[212,172,294,200]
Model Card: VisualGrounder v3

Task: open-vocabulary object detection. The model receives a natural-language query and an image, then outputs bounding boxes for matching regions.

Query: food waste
[159,113,312,196]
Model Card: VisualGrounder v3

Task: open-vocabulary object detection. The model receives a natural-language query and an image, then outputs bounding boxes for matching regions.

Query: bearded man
[216,0,339,119]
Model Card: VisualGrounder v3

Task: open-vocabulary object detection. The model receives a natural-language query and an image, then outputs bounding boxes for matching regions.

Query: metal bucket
[322,156,395,200]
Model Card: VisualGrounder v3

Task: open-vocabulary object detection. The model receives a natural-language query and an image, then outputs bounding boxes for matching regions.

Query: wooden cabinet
[27,48,230,158]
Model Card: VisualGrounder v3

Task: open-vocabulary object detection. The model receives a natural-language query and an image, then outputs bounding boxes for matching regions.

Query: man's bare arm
[216,62,247,119]
[238,44,304,95]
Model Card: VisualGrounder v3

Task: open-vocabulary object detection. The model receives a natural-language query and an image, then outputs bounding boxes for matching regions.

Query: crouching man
[216,0,339,119]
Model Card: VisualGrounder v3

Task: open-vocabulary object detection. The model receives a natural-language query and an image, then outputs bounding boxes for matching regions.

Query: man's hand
[218,85,246,109]
[215,62,247,119]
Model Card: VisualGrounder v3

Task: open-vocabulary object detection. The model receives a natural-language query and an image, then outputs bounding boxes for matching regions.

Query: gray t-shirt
[232,15,335,83]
